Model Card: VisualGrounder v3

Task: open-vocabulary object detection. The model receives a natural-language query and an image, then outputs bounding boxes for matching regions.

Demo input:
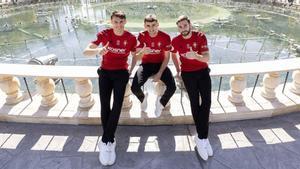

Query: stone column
[261,72,280,99]
[75,78,95,108]
[0,75,23,104]
[228,75,247,104]
[290,70,300,95]
[35,77,57,107]
[122,83,132,109]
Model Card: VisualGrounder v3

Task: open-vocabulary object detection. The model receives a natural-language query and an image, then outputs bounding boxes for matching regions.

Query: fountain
[0,0,299,71]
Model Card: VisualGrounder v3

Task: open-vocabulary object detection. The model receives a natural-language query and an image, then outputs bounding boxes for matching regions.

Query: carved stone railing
[0,58,300,114]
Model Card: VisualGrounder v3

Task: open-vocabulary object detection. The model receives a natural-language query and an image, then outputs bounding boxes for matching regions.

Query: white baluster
[228,75,246,104]
[35,77,57,107]
[261,72,280,99]
[0,75,23,104]
[290,70,300,95]
[75,78,95,108]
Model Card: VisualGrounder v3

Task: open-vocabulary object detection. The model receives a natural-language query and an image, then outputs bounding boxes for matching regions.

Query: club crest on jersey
[151,42,155,48]
[124,40,127,46]
[186,44,191,49]
[193,42,197,48]
[157,42,162,48]
[116,40,120,46]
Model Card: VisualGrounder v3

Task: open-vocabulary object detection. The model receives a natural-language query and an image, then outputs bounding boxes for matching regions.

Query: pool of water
[0,0,299,92]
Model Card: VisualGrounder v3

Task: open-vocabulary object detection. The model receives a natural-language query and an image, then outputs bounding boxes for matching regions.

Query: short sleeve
[171,38,178,53]
[130,35,137,52]
[198,33,209,53]
[136,33,145,49]
[163,35,172,51]
[91,31,106,46]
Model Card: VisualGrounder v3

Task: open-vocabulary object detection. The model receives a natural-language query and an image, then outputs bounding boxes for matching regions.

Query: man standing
[131,14,176,117]
[171,15,213,161]
[83,11,137,166]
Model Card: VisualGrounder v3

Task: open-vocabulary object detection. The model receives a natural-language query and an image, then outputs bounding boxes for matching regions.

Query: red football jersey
[137,30,171,64]
[171,31,209,72]
[91,28,137,70]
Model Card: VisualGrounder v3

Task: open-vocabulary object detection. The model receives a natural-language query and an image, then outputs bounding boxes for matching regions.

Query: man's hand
[139,43,151,55]
[152,72,162,82]
[128,66,133,76]
[98,42,109,55]
[175,71,181,79]
[185,47,206,61]
[185,47,197,59]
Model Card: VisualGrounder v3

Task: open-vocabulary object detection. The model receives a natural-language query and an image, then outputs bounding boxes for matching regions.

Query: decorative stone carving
[261,72,280,99]
[290,70,300,95]
[0,75,23,104]
[35,77,57,107]
[75,78,95,108]
[228,75,246,104]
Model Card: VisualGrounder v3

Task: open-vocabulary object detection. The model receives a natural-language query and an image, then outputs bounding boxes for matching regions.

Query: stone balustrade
[74,78,95,108]
[0,76,23,105]
[290,70,300,94]
[0,58,300,121]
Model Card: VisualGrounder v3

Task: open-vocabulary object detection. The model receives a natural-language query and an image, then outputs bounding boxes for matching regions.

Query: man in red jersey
[171,15,213,161]
[131,14,176,117]
[83,11,137,166]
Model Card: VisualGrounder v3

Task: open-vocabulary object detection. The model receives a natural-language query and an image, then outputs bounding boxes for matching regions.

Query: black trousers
[131,63,176,106]
[97,68,129,143]
[181,68,211,139]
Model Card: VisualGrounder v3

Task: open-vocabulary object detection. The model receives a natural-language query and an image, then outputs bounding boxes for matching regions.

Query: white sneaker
[194,136,208,161]
[107,141,116,165]
[141,93,148,112]
[204,139,213,156]
[154,96,164,117]
[98,140,110,166]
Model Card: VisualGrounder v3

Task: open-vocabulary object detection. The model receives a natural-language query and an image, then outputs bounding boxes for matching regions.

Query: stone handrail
[1,58,299,77]
[0,58,300,108]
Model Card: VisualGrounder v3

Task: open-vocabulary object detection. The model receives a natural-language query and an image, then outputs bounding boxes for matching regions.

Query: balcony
[0,58,299,125]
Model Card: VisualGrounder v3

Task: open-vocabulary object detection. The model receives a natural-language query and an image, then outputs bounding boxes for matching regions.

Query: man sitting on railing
[171,15,213,161]
[131,14,176,117]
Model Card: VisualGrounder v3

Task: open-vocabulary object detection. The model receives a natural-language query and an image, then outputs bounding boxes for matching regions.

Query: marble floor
[0,112,300,169]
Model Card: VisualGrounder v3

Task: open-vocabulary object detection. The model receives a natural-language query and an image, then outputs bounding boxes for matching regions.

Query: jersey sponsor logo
[149,49,161,54]
[107,46,126,54]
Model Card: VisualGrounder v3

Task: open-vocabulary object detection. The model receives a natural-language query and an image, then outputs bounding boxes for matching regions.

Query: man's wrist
[195,53,203,58]
[98,48,103,55]
[157,71,163,76]
[137,51,144,57]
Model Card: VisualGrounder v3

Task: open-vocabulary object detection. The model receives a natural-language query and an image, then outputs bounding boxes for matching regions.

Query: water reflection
[1,0,299,92]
